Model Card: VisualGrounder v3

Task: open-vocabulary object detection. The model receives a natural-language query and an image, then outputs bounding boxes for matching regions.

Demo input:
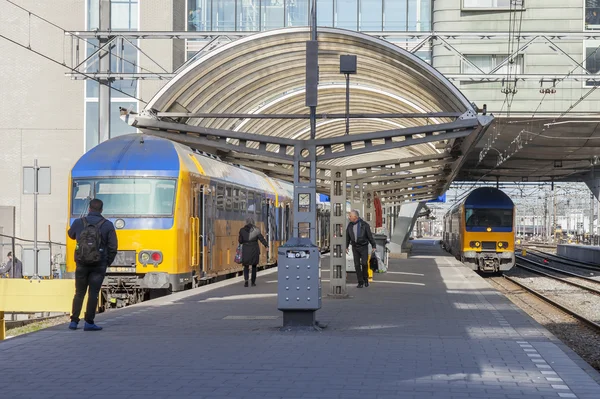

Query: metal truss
[64,30,600,83]
[131,112,480,164]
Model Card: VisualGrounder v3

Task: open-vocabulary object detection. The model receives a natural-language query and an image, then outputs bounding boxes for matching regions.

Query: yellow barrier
[0,279,88,341]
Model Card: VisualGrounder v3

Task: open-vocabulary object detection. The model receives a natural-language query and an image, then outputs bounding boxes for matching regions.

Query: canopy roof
[132,27,491,202]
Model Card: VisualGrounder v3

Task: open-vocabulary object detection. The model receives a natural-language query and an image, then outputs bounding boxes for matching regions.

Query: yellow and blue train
[66,134,330,308]
[442,187,515,272]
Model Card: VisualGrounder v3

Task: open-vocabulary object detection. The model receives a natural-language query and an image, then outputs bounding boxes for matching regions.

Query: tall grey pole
[309,0,317,139]
[98,0,111,145]
[33,158,39,279]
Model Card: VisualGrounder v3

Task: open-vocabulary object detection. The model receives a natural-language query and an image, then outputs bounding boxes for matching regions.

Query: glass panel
[111,0,138,31]
[360,0,382,31]
[262,0,285,30]
[463,0,511,8]
[586,2,600,30]
[465,209,513,228]
[383,0,407,31]
[88,0,99,30]
[286,0,309,27]
[335,0,357,30]
[317,0,334,26]
[76,178,177,216]
[247,192,255,213]
[217,185,225,209]
[213,0,236,31]
[420,0,431,31]
[226,186,232,209]
[85,102,99,151]
[72,181,93,216]
[110,102,137,138]
[407,0,417,31]
[586,46,600,86]
[188,0,211,31]
[237,0,260,31]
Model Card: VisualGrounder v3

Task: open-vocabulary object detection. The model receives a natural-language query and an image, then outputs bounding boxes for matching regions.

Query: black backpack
[75,217,105,265]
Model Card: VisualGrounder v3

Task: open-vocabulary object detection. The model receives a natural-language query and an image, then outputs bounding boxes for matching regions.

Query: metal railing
[0,234,67,279]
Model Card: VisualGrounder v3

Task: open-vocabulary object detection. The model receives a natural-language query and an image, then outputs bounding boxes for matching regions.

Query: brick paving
[1,240,600,398]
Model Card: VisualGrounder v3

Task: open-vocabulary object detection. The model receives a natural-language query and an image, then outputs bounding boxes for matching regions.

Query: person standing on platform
[238,217,268,287]
[0,252,23,278]
[67,198,118,331]
[346,209,376,288]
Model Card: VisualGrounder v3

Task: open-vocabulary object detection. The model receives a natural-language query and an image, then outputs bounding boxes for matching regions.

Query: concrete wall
[433,0,598,114]
[0,1,85,242]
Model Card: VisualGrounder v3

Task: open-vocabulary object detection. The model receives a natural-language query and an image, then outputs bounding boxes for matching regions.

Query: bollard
[0,311,5,341]
[522,249,527,256]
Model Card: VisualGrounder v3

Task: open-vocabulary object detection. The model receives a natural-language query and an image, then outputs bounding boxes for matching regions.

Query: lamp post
[340,55,357,135]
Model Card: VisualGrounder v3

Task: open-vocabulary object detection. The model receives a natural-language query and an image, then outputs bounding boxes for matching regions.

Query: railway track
[507,256,600,333]
[503,274,600,333]
[525,248,600,272]
[516,255,600,291]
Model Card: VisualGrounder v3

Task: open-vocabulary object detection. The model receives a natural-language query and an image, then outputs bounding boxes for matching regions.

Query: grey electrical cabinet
[277,237,321,311]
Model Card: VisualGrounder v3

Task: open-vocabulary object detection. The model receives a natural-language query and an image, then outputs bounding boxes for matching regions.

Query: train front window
[465,209,513,228]
[71,178,177,217]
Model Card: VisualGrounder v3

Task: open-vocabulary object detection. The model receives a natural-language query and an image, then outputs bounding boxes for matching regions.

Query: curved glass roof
[136,27,486,201]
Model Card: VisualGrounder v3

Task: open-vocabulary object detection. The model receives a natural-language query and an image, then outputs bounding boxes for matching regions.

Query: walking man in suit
[346,209,376,288]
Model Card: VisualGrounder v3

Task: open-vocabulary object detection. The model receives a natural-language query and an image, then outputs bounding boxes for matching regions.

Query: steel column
[98,0,111,145]
[329,167,348,297]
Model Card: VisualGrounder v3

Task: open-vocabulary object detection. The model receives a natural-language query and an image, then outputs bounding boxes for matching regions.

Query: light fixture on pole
[340,55,357,135]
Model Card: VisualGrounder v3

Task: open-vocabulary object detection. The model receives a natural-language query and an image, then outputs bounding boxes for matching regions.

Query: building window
[188,0,211,31]
[238,0,260,31]
[383,0,431,32]
[84,0,139,151]
[317,0,334,26]
[585,43,600,87]
[287,0,309,27]
[212,0,236,31]
[586,1,600,30]
[335,0,358,30]
[462,0,519,9]
[262,0,285,30]
[359,0,382,31]
[461,54,524,75]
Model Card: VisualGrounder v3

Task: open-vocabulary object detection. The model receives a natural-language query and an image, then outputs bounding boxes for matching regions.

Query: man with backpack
[67,198,118,331]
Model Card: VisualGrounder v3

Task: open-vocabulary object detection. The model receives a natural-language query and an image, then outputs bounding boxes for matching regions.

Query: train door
[190,183,203,276]
[203,186,214,274]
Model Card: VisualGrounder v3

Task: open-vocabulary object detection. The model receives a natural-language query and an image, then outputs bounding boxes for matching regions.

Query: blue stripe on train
[69,217,174,230]
[466,226,513,232]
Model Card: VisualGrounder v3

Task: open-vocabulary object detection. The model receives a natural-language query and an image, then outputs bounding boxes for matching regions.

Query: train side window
[225,186,232,210]
[247,191,255,213]
[256,194,263,215]
[239,189,247,212]
[216,184,225,209]
[233,188,240,211]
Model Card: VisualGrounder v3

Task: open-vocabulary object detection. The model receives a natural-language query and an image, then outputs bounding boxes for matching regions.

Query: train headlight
[115,219,125,229]
[469,241,481,248]
[140,252,150,264]
[498,242,503,248]
[500,241,509,249]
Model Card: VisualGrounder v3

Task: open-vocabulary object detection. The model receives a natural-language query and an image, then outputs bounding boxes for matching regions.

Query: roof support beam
[154,112,462,119]
[354,160,449,182]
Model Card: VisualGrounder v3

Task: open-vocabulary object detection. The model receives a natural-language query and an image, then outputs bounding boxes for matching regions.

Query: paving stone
[1,241,599,398]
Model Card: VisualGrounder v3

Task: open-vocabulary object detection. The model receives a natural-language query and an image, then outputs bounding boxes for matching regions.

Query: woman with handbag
[238,217,268,287]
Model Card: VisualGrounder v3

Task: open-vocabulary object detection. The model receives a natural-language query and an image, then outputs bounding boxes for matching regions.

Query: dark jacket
[238,224,268,266]
[0,257,22,278]
[68,211,118,267]
[346,218,376,249]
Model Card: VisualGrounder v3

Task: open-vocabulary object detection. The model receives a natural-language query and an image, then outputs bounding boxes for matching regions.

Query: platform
[2,240,600,399]
[557,244,600,265]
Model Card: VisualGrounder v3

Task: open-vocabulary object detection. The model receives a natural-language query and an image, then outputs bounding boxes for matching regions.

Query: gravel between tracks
[488,276,600,371]
[508,267,600,324]
[517,261,600,292]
